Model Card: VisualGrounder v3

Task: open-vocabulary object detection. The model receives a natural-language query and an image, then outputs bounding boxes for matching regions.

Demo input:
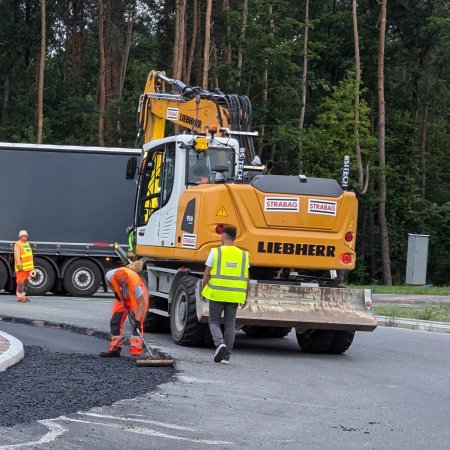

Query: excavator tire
[296,329,336,353]
[170,275,209,346]
[243,326,292,339]
[328,330,355,354]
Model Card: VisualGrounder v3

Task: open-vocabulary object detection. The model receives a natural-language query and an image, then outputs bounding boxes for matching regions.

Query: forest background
[0,0,449,285]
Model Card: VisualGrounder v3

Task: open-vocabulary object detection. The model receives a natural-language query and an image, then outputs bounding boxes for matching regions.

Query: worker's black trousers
[208,300,239,351]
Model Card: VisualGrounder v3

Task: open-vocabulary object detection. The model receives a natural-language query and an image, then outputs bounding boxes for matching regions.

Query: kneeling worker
[202,225,249,364]
[100,267,149,358]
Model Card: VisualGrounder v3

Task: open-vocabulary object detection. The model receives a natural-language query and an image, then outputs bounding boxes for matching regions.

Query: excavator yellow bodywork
[136,181,358,271]
[125,71,377,353]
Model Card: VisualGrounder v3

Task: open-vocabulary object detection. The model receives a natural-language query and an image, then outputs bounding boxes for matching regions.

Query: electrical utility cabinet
[405,233,430,285]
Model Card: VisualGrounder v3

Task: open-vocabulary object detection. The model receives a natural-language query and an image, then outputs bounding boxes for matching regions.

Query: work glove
[18,265,23,272]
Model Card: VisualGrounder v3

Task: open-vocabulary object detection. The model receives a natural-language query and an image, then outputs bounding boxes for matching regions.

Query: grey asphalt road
[1,293,450,449]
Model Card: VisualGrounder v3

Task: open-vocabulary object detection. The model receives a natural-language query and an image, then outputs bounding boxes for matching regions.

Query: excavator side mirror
[126,157,138,179]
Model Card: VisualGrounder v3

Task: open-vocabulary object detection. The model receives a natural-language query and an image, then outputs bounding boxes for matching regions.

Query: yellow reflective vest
[15,241,34,272]
[202,245,249,304]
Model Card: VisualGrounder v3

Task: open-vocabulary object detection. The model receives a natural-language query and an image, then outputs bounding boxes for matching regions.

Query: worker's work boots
[99,347,121,358]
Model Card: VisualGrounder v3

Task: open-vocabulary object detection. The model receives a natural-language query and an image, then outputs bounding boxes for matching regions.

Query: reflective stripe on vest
[202,246,249,304]
[15,241,34,272]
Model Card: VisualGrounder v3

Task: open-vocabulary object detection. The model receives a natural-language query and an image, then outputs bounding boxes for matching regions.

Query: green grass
[347,285,450,295]
[373,303,450,322]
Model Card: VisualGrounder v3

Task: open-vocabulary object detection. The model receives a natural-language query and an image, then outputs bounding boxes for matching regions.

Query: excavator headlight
[194,137,208,152]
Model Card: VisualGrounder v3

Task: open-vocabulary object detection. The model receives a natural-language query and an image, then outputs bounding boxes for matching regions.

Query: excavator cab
[132,134,240,250]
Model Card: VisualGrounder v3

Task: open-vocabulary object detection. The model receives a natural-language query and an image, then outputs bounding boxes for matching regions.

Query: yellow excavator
[121,70,376,353]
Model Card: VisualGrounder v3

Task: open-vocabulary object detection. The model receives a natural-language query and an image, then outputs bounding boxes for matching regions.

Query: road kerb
[0,330,24,372]
[377,315,450,333]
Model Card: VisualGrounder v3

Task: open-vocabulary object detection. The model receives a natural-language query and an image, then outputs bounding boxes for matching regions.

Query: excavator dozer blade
[196,282,377,331]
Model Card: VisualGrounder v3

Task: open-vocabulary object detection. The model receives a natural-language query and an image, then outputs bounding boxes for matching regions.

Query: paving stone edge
[0,330,24,372]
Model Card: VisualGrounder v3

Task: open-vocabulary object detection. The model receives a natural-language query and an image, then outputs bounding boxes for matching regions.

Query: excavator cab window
[135,142,176,227]
[136,146,163,226]
[160,144,176,207]
[187,145,234,185]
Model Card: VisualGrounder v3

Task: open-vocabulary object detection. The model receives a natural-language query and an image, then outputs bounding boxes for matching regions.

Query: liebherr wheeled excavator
[122,70,376,353]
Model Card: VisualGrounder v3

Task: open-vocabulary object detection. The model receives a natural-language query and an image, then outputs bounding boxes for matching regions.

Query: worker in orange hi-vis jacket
[14,230,35,303]
[100,267,149,358]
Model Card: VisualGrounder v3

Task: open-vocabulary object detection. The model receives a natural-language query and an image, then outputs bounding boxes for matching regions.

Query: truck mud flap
[195,281,377,331]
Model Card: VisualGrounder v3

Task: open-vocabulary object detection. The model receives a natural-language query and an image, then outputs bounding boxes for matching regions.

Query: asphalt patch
[0,346,175,427]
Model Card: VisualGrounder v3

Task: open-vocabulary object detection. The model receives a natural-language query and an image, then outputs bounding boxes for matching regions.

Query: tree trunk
[420,105,429,198]
[202,0,212,89]
[359,206,367,284]
[98,0,106,146]
[353,0,368,194]
[173,0,186,81]
[377,0,392,285]
[70,0,85,97]
[185,0,198,84]
[1,72,11,126]
[37,0,46,144]
[223,0,232,69]
[298,0,309,174]
[236,0,249,89]
[116,4,135,145]
[258,4,274,157]
[212,37,219,89]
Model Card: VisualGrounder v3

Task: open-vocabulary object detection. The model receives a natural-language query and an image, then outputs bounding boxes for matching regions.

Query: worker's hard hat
[114,268,128,283]
[18,230,29,237]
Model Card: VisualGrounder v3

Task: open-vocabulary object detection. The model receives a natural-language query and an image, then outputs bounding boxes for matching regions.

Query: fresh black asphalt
[0,323,175,427]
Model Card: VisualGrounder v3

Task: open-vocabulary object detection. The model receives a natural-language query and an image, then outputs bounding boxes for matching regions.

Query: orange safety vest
[15,240,34,272]
[110,269,148,321]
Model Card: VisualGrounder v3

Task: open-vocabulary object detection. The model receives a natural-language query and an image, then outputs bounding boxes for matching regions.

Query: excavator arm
[137,70,256,163]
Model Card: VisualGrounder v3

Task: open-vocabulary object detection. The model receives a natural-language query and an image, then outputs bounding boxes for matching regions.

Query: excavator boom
[137,70,256,163]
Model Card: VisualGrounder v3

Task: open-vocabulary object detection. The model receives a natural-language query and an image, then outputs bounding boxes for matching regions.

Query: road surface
[0,293,450,449]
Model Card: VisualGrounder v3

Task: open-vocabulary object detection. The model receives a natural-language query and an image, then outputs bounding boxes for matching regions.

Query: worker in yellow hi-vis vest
[14,230,35,303]
[202,225,250,365]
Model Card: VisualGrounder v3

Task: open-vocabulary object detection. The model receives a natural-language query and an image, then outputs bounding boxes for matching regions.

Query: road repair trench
[0,323,175,427]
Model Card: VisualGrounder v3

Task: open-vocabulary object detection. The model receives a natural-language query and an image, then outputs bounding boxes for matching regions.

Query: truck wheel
[328,331,355,354]
[243,326,292,338]
[145,312,170,333]
[296,329,336,353]
[28,258,56,295]
[170,275,209,346]
[0,260,8,291]
[63,259,101,297]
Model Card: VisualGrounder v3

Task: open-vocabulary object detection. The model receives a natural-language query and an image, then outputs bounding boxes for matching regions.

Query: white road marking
[177,375,219,383]
[79,412,193,431]
[0,419,67,449]
[59,416,233,445]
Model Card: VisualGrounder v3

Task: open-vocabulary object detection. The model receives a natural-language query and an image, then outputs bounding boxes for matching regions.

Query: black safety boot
[99,347,121,358]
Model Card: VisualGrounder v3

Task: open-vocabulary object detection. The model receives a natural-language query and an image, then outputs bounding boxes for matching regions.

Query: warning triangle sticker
[216,205,228,217]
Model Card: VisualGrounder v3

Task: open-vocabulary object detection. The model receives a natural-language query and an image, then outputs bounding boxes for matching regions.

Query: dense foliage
[0,0,448,284]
